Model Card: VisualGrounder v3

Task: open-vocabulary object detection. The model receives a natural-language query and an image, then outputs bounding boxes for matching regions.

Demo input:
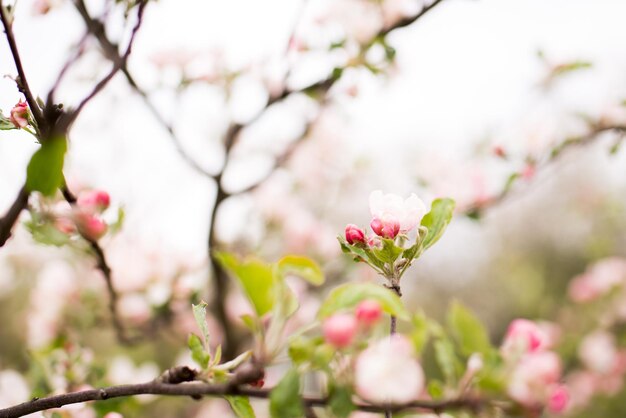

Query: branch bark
[0,377,489,418]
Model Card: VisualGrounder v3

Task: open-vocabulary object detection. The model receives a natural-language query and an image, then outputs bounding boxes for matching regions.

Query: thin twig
[47,31,90,105]
[65,0,147,126]
[461,124,626,216]
[0,0,45,127]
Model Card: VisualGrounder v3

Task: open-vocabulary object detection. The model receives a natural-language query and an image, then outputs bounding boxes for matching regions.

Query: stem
[386,281,402,418]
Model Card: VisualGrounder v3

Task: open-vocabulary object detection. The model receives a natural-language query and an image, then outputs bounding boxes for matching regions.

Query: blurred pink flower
[507,351,562,408]
[547,384,569,414]
[323,313,357,348]
[355,300,382,327]
[355,335,424,404]
[369,190,426,235]
[578,331,617,374]
[9,100,28,128]
[501,319,550,357]
[73,212,107,241]
[568,258,626,303]
[77,190,110,213]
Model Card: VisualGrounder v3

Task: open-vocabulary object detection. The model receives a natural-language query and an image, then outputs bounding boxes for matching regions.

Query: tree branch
[461,124,626,216]
[64,0,148,127]
[0,185,29,247]
[0,376,490,418]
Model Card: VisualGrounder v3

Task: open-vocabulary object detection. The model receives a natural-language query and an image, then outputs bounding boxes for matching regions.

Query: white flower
[369,191,427,233]
[355,335,424,404]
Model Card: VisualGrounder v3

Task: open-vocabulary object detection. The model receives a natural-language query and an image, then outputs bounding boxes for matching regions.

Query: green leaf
[240,314,260,333]
[216,252,275,316]
[0,114,16,130]
[410,312,430,355]
[328,385,355,418]
[427,380,445,399]
[288,336,319,365]
[372,238,404,264]
[420,198,455,251]
[26,135,67,196]
[269,369,303,418]
[447,301,492,356]
[277,255,324,285]
[24,221,71,247]
[317,282,408,320]
[337,236,385,271]
[225,396,256,418]
[192,302,210,347]
[434,338,460,384]
[108,206,125,234]
[188,333,210,369]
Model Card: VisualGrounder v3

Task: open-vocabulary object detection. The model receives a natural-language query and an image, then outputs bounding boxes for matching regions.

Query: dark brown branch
[0,1,45,128]
[0,378,490,418]
[379,0,446,37]
[72,0,213,178]
[0,185,29,247]
[64,0,147,126]
[47,31,90,105]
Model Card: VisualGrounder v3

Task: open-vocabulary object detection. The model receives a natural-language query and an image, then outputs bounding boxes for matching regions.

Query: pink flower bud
[355,300,382,326]
[345,224,366,245]
[502,319,548,355]
[77,190,111,213]
[323,313,357,348]
[370,216,400,239]
[10,100,29,129]
[521,164,536,180]
[74,212,107,241]
[548,384,569,414]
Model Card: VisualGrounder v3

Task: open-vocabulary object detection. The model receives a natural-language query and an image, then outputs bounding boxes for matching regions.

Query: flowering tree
[1,0,626,418]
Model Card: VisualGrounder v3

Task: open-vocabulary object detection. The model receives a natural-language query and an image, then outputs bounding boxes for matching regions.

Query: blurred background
[1,0,626,416]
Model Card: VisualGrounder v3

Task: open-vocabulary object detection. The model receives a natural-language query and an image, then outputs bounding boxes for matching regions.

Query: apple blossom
[501,319,549,356]
[322,313,357,348]
[568,257,626,303]
[77,190,111,213]
[547,384,569,414]
[369,190,427,235]
[578,331,617,374]
[9,100,29,129]
[355,300,382,326]
[345,224,366,245]
[355,335,424,404]
[507,351,563,408]
[74,212,108,241]
[370,215,400,239]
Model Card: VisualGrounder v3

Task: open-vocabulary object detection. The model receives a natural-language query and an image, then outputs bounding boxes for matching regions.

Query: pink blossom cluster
[568,257,626,303]
[345,190,427,244]
[501,319,569,414]
[566,330,626,410]
[322,300,383,348]
[54,189,111,241]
